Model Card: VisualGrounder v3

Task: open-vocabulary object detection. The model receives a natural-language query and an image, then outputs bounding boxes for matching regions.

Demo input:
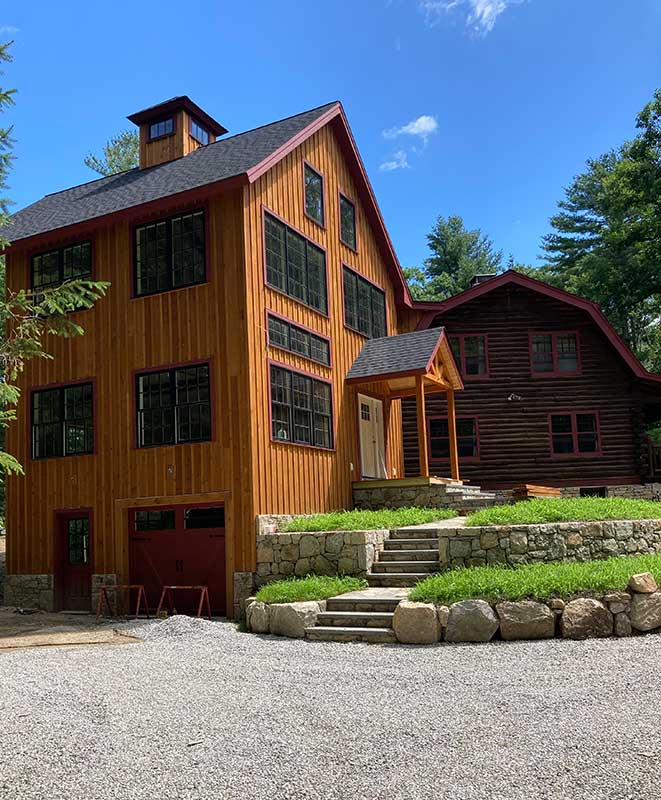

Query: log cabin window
[304,163,324,226]
[134,209,206,296]
[550,412,600,456]
[449,334,488,378]
[136,363,211,447]
[428,417,479,461]
[31,241,92,290]
[190,118,210,145]
[31,382,94,459]
[149,117,174,140]
[264,213,328,314]
[267,314,330,366]
[270,364,333,449]
[342,266,387,339]
[530,332,579,376]
[339,193,357,250]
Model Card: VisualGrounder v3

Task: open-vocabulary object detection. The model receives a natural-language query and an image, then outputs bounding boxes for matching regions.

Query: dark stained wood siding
[403,283,650,487]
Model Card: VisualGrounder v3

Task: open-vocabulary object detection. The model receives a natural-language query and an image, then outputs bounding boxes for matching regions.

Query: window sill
[550,452,603,460]
[267,341,331,370]
[340,238,358,254]
[132,279,209,300]
[304,211,326,231]
[136,439,213,450]
[271,437,335,453]
[265,283,330,319]
[31,451,95,462]
[530,371,582,379]
[148,132,176,143]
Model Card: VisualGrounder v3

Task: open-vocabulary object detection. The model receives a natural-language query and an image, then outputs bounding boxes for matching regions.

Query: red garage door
[129,503,226,615]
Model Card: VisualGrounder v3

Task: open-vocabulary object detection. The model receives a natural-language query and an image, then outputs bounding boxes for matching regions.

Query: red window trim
[427,414,480,463]
[529,330,581,378]
[448,333,490,380]
[302,160,326,230]
[267,358,336,452]
[29,377,98,462]
[265,308,333,368]
[340,262,389,339]
[338,190,358,253]
[548,410,602,459]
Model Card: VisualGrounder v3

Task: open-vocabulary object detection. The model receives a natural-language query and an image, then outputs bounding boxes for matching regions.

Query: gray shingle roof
[3,102,337,243]
[346,328,445,382]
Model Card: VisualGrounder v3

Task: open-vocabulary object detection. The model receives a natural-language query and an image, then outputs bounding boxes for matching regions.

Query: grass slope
[466,497,661,527]
[283,506,455,532]
[255,575,367,604]
[410,554,661,605]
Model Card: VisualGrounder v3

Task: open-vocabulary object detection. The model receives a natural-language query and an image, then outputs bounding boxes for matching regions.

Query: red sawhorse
[96,584,149,623]
[156,585,212,619]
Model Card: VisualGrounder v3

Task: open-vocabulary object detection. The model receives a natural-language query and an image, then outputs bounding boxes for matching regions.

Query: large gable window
[304,163,324,226]
[31,242,92,290]
[267,314,330,366]
[342,266,387,339]
[264,212,327,314]
[134,209,205,297]
[550,412,600,456]
[530,331,579,376]
[136,363,211,447]
[428,417,479,461]
[31,382,94,459]
[339,193,357,250]
[449,334,488,378]
[270,364,333,449]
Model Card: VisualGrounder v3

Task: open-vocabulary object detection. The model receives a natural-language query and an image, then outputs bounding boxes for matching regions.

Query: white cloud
[0,26,19,34]
[418,0,523,35]
[383,114,439,143]
[379,150,411,172]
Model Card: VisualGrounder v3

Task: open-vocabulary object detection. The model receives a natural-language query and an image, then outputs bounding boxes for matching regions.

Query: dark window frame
[133,207,207,298]
[135,361,213,449]
[30,380,95,461]
[266,311,331,367]
[342,265,387,339]
[449,333,490,380]
[303,161,325,228]
[30,240,93,290]
[338,192,357,251]
[269,361,334,451]
[427,415,480,463]
[189,117,210,145]
[549,411,602,458]
[148,116,175,142]
[529,330,581,377]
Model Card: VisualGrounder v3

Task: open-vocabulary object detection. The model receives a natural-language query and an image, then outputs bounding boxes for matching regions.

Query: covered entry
[347,328,464,480]
[129,503,226,615]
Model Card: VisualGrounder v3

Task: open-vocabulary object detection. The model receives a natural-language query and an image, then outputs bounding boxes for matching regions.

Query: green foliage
[283,506,455,532]
[410,553,661,605]
[466,497,661,527]
[255,575,367,604]
[84,129,139,176]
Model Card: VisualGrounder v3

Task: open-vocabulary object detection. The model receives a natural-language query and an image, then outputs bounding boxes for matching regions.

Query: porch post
[415,376,429,477]
[447,387,460,481]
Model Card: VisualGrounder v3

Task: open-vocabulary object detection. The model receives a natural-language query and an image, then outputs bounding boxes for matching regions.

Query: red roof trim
[414,270,661,384]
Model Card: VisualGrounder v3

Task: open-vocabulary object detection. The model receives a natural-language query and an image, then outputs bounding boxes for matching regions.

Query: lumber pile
[511,484,561,500]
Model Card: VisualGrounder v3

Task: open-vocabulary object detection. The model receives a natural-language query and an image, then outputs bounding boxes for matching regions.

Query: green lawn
[410,553,661,605]
[255,575,367,604]
[466,497,661,527]
[283,506,455,532]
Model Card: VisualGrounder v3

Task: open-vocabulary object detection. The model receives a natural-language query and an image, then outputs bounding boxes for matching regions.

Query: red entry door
[56,512,92,611]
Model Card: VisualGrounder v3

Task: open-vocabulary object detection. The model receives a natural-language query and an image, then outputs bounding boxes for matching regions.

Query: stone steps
[326,596,400,613]
[379,549,439,562]
[385,538,439,550]
[371,560,439,574]
[367,572,430,588]
[316,610,394,627]
[305,626,397,644]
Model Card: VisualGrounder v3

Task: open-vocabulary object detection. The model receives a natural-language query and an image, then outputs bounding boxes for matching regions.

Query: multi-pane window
[428,417,479,460]
[270,365,333,449]
[149,117,174,139]
[190,118,210,145]
[31,383,94,459]
[531,332,579,375]
[342,266,387,339]
[267,314,330,366]
[67,518,90,566]
[339,194,356,250]
[550,413,600,455]
[184,507,225,528]
[135,510,176,531]
[136,364,211,447]
[31,241,92,290]
[304,163,324,225]
[135,210,205,296]
[264,213,327,313]
[449,335,488,377]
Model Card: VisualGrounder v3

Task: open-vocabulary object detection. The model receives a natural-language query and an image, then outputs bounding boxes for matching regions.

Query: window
[135,510,176,531]
[134,209,205,296]
[304,163,324,226]
[267,314,330,366]
[136,363,211,447]
[531,332,579,375]
[184,507,225,528]
[270,364,333,449]
[264,212,327,313]
[31,241,92,290]
[550,412,600,456]
[342,266,387,339]
[190,118,210,145]
[31,383,94,459]
[449,335,488,378]
[149,117,174,140]
[428,417,479,461]
[67,518,90,566]
[339,194,356,250]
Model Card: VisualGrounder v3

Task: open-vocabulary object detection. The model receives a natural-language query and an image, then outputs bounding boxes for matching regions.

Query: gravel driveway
[2,617,661,800]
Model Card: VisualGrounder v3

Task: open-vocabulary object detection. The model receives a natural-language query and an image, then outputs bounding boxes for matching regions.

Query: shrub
[283,506,455,532]
[255,575,367,604]
[466,497,661,527]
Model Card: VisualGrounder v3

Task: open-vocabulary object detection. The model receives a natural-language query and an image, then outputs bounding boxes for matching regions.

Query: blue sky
[3,0,661,269]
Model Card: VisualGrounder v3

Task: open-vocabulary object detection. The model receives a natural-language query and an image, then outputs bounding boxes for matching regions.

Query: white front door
[358,394,386,479]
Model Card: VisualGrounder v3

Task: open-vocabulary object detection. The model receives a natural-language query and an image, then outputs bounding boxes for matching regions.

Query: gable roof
[3,101,413,307]
[414,270,661,385]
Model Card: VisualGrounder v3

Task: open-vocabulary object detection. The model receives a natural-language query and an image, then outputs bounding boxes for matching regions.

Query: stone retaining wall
[255,529,389,586]
[490,482,661,503]
[438,519,661,569]
[351,483,494,512]
[4,574,54,611]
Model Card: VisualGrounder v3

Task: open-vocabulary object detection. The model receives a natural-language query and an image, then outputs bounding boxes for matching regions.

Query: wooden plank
[416,376,429,478]
[447,388,460,482]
